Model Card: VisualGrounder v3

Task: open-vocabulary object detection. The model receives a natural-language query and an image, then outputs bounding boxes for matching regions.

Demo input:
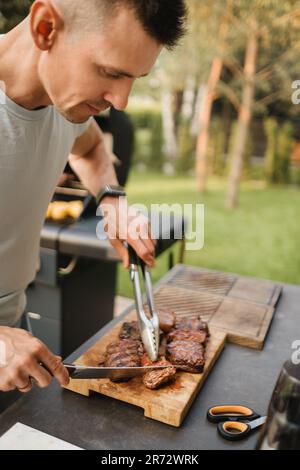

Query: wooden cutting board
[157,265,283,349]
[64,310,226,427]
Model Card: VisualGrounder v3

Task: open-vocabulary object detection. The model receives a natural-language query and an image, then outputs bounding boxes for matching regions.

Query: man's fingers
[110,239,129,268]
[14,373,33,393]
[25,363,53,389]
[128,237,155,267]
[139,231,156,256]
[127,215,156,266]
[37,347,69,387]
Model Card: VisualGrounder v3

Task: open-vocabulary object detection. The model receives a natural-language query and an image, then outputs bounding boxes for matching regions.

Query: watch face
[96,185,126,205]
[108,185,125,193]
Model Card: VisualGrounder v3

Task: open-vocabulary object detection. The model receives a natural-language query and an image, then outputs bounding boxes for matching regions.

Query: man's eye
[105,71,121,80]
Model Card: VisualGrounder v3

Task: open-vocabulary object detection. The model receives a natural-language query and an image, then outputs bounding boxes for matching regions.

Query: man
[0,0,187,395]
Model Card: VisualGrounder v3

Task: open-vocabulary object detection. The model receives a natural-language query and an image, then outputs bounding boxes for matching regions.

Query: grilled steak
[166,340,205,373]
[167,329,207,345]
[102,312,209,387]
[141,353,176,389]
[119,321,141,341]
[158,335,167,357]
[157,309,176,333]
[175,316,209,335]
[105,339,144,368]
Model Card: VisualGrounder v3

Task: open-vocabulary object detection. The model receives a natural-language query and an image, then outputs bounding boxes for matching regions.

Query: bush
[175,120,196,173]
[264,118,294,184]
[209,118,227,177]
[127,104,164,170]
[291,166,300,187]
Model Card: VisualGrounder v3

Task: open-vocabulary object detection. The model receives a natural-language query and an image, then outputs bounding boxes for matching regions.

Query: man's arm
[69,120,118,197]
[68,121,155,268]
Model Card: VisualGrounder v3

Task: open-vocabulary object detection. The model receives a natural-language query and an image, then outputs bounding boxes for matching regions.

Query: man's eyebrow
[97,64,150,79]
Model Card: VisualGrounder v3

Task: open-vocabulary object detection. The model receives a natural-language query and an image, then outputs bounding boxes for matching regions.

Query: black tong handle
[128,244,145,269]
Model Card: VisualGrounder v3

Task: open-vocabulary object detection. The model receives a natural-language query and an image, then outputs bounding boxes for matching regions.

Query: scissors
[207,405,267,441]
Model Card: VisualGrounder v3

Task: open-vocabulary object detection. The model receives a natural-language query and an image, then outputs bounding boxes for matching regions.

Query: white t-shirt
[0,35,92,326]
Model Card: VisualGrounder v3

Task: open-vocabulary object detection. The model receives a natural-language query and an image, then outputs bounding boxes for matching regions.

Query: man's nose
[104,80,134,111]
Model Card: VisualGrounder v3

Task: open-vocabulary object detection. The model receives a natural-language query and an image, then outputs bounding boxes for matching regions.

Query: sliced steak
[167,329,207,345]
[175,316,209,335]
[157,309,176,333]
[141,354,177,390]
[166,340,205,373]
[105,339,144,368]
[158,335,168,357]
[119,321,141,341]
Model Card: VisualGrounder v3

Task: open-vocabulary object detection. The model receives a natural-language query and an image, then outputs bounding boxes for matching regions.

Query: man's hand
[100,196,156,269]
[0,327,70,393]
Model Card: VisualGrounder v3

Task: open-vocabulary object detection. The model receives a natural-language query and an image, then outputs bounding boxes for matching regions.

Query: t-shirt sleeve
[74,117,94,139]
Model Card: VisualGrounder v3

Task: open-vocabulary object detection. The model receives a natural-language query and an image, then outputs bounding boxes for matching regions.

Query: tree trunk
[181,76,197,122]
[195,57,223,192]
[191,83,208,138]
[161,89,178,164]
[225,30,258,209]
[194,0,233,192]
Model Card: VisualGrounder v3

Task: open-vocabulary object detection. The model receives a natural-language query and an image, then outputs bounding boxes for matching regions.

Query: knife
[63,363,172,381]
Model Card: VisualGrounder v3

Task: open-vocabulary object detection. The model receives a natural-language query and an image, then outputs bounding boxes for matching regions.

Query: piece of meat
[157,309,176,333]
[97,353,107,366]
[167,329,207,345]
[105,339,144,368]
[143,366,177,390]
[141,352,155,367]
[141,355,177,390]
[119,321,141,341]
[175,316,209,335]
[166,340,205,373]
[158,335,167,357]
[106,339,144,356]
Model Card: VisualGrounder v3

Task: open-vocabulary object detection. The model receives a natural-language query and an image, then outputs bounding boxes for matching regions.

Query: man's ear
[30,0,64,51]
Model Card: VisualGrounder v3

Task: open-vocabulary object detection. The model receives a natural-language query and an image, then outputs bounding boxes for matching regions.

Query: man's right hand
[0,327,70,393]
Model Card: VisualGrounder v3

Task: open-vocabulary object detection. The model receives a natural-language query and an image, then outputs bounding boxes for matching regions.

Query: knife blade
[63,363,172,380]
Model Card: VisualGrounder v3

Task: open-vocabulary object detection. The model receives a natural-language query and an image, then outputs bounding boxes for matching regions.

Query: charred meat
[101,312,209,387]
[166,340,205,373]
[105,339,144,368]
[167,329,207,345]
[157,309,176,333]
[174,316,209,335]
[141,354,177,390]
[158,335,168,357]
[119,321,141,341]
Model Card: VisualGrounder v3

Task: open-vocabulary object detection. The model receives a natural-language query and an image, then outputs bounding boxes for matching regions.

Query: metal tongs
[128,245,160,362]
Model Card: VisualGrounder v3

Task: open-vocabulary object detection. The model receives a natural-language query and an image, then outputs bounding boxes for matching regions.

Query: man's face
[38,8,163,123]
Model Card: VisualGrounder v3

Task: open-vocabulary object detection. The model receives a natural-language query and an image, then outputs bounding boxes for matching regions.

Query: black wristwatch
[96,184,126,206]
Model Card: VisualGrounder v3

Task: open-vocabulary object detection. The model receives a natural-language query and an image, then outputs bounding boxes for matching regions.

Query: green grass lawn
[117,172,300,298]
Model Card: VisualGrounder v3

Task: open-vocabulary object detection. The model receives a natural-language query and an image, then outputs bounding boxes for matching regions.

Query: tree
[0,1,32,33]
[224,0,300,208]
[195,0,233,192]
[225,17,258,209]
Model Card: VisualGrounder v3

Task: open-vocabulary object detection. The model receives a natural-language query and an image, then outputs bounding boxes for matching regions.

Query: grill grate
[152,284,223,322]
[166,266,237,296]
[137,264,282,350]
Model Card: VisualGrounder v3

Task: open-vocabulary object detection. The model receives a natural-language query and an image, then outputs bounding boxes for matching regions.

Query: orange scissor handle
[217,421,252,441]
[207,405,260,423]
